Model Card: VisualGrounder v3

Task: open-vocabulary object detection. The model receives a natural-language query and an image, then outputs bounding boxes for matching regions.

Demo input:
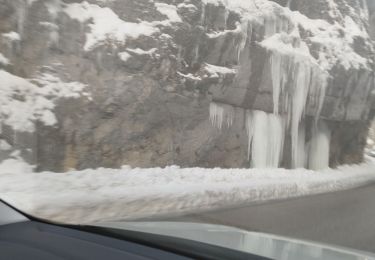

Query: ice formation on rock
[265,40,328,168]
[206,0,356,169]
[308,121,331,170]
[295,124,307,168]
[237,21,250,62]
[246,110,284,168]
[209,102,234,129]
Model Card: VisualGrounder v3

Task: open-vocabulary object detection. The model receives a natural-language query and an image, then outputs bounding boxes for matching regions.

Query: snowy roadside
[0,158,375,224]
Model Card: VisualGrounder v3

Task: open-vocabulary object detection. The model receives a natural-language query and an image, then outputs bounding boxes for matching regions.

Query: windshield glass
[1,0,375,255]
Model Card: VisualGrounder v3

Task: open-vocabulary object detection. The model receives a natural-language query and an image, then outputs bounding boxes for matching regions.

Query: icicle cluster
[204,0,372,170]
[209,102,234,130]
[209,101,331,169]
[269,50,328,168]
[260,10,332,169]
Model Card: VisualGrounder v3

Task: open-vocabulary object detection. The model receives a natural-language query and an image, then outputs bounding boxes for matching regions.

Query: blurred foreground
[1,157,375,224]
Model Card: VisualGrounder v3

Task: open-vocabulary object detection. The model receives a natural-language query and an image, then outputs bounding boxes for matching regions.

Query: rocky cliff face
[0,0,374,171]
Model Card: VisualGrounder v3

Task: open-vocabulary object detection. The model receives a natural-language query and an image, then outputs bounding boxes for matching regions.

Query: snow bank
[0,158,34,174]
[1,159,375,224]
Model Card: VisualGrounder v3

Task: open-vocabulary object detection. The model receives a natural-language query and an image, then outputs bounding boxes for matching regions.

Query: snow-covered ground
[1,158,375,224]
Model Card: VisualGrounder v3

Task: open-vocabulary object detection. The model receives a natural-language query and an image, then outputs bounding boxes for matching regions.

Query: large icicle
[308,71,328,122]
[237,21,250,62]
[246,110,254,161]
[267,113,285,167]
[290,59,312,168]
[246,110,284,168]
[295,123,306,168]
[308,121,331,170]
[270,51,286,115]
[247,111,268,167]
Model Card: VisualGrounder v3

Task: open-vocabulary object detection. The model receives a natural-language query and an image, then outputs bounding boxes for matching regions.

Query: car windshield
[1,0,375,256]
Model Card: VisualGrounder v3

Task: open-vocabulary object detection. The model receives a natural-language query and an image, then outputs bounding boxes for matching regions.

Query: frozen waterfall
[207,7,332,170]
[268,43,328,169]
[290,60,312,168]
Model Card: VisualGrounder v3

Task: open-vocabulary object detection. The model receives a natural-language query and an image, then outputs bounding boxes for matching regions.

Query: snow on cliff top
[1,157,375,223]
[64,2,158,51]
[63,1,183,51]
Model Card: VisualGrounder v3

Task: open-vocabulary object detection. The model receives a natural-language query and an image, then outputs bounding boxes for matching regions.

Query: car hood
[94,221,375,260]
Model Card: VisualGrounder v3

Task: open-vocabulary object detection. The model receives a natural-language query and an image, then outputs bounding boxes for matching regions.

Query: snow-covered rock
[0,70,87,132]
[0,0,373,171]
